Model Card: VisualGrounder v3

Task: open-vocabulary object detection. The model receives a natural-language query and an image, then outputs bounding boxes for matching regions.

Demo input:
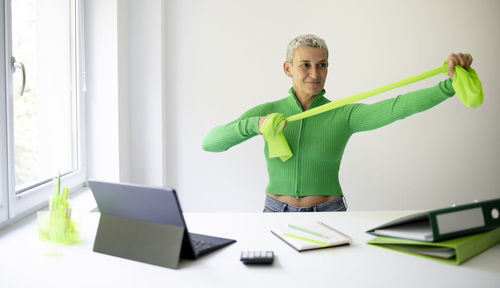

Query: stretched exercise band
[261,61,483,162]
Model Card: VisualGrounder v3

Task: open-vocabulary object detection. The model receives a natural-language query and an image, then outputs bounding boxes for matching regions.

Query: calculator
[240,251,274,265]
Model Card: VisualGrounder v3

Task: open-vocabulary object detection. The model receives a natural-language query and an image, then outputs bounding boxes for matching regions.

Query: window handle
[11,56,26,96]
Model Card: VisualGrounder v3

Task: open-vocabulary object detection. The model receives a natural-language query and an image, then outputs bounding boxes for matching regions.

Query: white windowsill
[0,186,97,231]
[67,187,98,213]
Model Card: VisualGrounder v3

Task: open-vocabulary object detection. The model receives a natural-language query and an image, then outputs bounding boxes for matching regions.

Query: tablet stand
[93,213,185,269]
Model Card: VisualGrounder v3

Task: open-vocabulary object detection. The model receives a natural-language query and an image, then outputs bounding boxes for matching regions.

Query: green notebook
[367,227,500,265]
[271,221,352,251]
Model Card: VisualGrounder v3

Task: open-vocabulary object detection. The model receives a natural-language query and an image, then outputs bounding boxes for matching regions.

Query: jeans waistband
[264,195,347,212]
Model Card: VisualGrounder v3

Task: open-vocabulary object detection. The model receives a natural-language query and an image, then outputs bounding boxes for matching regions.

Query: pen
[288,224,329,239]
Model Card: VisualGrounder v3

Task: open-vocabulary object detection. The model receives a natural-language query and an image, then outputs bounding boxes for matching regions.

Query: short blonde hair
[286,34,329,63]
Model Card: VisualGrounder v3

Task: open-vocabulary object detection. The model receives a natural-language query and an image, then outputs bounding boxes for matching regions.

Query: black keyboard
[191,238,219,254]
[188,233,236,258]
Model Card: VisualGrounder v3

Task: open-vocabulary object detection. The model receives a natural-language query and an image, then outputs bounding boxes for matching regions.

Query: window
[1,0,86,226]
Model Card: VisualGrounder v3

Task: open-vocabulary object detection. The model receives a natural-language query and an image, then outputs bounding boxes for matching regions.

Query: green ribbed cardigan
[202,79,455,198]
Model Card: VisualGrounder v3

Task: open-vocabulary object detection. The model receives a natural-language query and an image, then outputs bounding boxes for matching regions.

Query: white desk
[1,211,499,288]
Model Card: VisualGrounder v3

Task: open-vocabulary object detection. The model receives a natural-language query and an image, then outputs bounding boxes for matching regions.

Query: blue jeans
[263,195,347,212]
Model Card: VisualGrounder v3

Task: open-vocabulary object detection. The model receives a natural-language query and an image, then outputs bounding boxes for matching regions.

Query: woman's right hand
[259,113,287,135]
[258,115,269,133]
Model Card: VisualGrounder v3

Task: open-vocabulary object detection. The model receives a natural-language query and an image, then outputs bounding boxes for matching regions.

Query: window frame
[0,0,9,224]
[0,0,87,227]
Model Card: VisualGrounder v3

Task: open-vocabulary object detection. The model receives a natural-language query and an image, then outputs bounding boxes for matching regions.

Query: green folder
[367,227,500,265]
[366,198,500,242]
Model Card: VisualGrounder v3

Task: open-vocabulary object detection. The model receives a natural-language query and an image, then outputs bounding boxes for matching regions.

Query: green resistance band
[260,61,483,162]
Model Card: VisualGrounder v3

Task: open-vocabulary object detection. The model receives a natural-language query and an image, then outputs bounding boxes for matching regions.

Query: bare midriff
[267,194,340,207]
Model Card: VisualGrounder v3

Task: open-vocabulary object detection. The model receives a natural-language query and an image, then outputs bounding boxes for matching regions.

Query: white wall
[87,0,500,212]
[86,0,166,186]
[85,0,121,182]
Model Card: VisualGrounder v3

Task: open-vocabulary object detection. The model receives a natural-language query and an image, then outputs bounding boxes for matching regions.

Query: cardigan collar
[288,87,327,111]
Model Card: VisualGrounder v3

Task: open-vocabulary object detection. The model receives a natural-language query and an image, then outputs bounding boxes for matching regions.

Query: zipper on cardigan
[294,118,304,199]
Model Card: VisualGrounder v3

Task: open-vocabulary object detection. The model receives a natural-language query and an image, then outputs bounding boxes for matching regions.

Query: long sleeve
[202,81,456,197]
[346,79,455,133]
[202,117,260,152]
[202,104,272,152]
